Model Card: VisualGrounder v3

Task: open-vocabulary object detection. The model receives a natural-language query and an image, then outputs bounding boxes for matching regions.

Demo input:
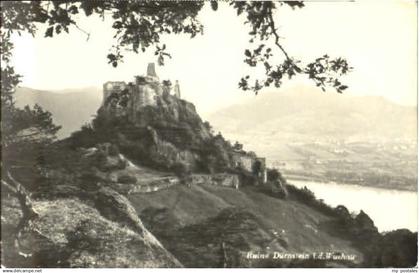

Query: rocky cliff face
[74,90,236,174]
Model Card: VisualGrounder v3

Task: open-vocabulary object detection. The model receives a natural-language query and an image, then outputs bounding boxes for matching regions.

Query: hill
[207,87,416,143]
[206,87,417,191]
[3,81,416,268]
[14,87,102,139]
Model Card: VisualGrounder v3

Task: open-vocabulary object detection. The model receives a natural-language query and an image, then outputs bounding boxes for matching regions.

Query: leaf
[112,21,122,29]
[244,49,251,57]
[55,25,62,34]
[68,5,79,15]
[210,1,218,11]
[284,1,305,9]
[80,1,95,16]
[45,27,54,37]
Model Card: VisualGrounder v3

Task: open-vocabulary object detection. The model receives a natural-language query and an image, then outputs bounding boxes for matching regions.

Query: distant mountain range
[13,86,417,148]
[206,87,417,159]
[14,87,102,139]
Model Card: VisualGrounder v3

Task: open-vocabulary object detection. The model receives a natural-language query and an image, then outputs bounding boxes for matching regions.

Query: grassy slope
[129,184,363,266]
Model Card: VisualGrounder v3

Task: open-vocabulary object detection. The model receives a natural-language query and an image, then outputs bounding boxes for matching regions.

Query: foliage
[286,183,336,216]
[267,168,287,185]
[108,143,120,157]
[1,1,204,68]
[1,1,62,190]
[172,162,191,178]
[2,104,61,146]
[267,168,281,181]
[232,141,243,151]
[2,1,351,98]
[198,133,235,173]
[203,121,213,135]
[232,1,352,93]
[162,80,172,88]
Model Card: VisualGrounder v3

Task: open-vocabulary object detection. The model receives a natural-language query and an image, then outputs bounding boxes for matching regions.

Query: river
[287,180,418,233]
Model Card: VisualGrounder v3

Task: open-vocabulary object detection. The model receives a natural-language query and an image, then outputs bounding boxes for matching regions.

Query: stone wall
[232,152,267,183]
[130,82,163,109]
[233,153,254,171]
[111,173,240,195]
[103,81,127,105]
[190,173,240,189]
[123,177,180,194]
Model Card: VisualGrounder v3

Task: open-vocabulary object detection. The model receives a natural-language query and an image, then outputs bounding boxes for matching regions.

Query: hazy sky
[11,0,417,114]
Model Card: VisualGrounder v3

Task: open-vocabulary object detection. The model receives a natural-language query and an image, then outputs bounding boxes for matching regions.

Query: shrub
[267,168,281,181]
[94,150,108,169]
[172,162,191,178]
[108,144,120,156]
[116,158,128,170]
[286,184,336,216]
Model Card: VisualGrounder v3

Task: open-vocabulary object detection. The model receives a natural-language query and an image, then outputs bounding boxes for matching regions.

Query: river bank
[287,179,418,232]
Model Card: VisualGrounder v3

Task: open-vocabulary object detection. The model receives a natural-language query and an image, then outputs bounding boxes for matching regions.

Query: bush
[116,158,128,170]
[267,168,281,181]
[108,144,120,156]
[94,150,108,169]
[286,184,336,216]
[267,168,287,185]
[117,174,137,184]
[172,162,191,178]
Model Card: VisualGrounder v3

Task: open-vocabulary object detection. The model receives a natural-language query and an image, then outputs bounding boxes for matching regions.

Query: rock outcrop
[74,83,236,174]
[1,183,182,268]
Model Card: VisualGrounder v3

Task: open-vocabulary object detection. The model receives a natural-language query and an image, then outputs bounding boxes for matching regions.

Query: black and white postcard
[1,0,417,269]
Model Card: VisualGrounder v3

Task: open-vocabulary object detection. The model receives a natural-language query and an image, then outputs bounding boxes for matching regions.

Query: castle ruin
[232,148,267,184]
[102,63,181,119]
[101,64,267,184]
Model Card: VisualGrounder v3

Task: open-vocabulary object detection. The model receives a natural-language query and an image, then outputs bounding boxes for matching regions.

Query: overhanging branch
[267,6,291,61]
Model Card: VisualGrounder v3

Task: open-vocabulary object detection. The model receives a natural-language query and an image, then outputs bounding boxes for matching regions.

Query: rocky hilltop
[71,63,268,182]
[2,64,417,268]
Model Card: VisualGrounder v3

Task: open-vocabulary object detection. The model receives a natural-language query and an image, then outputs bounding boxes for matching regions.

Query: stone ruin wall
[102,63,178,119]
[110,174,240,195]
[190,173,240,189]
[233,152,267,183]
[102,81,127,106]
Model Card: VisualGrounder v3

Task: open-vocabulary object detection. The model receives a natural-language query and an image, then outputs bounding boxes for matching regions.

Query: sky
[11,0,417,114]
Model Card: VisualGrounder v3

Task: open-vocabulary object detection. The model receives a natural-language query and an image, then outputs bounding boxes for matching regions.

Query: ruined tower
[174,80,181,98]
[102,63,181,122]
[146,63,159,81]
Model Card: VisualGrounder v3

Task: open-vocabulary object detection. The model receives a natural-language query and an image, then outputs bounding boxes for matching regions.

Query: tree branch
[267,6,291,61]
[72,22,90,41]
[2,179,17,194]
[4,171,39,258]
